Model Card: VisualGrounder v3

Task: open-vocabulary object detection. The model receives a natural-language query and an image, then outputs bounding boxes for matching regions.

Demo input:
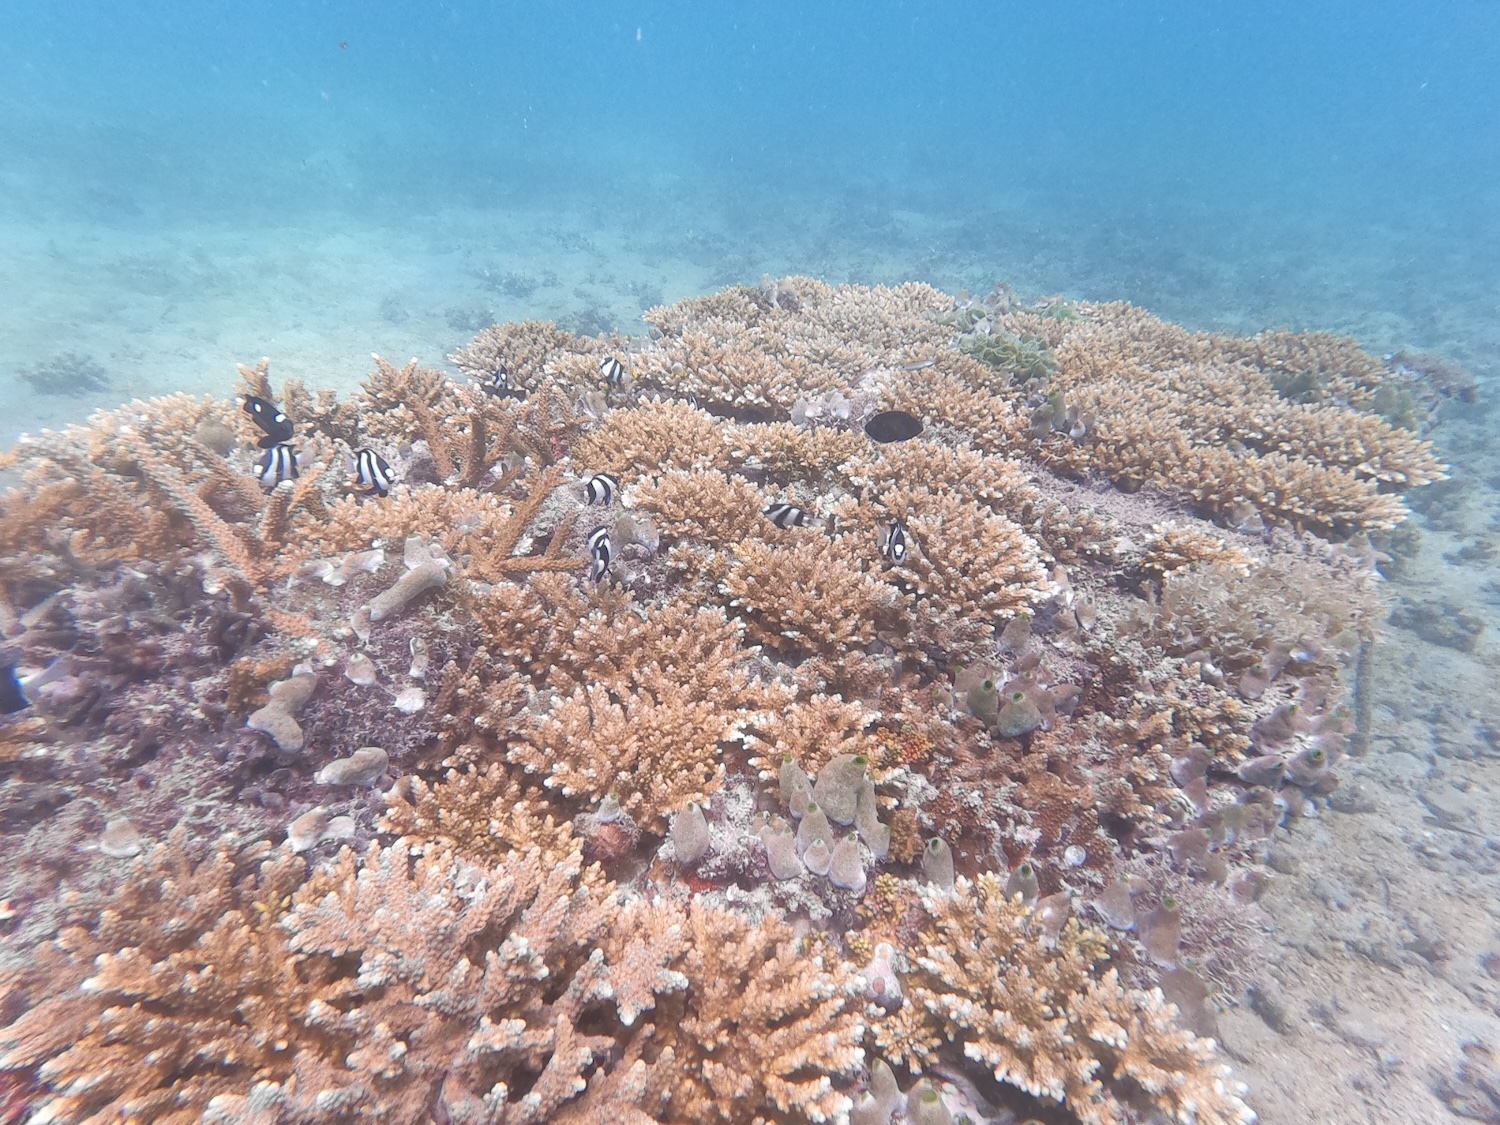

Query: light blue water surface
[1,2,1497,423]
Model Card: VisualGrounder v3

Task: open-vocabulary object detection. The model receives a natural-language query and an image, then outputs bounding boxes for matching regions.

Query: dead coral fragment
[246,670,317,752]
[874,873,1252,1125]
[314,745,389,786]
[285,806,353,852]
[365,536,451,623]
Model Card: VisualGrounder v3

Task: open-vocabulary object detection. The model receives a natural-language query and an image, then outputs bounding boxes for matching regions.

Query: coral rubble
[0,277,1445,1122]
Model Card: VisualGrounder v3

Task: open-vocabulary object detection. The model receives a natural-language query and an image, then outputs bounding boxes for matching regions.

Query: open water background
[1,1,1497,434]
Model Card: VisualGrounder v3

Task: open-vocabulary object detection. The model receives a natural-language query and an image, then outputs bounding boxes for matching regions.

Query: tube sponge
[671,801,711,865]
[922,837,955,890]
[995,691,1044,738]
[1285,745,1329,787]
[905,1081,954,1125]
[780,755,812,818]
[855,783,890,860]
[850,1058,902,1125]
[829,835,867,894]
[811,753,868,825]
[1003,861,1039,906]
[1140,894,1183,968]
[797,802,833,857]
[803,837,833,877]
[861,944,903,1010]
[967,678,999,725]
[758,822,803,880]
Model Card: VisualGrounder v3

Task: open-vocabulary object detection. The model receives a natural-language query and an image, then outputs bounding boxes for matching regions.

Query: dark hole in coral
[863,410,924,443]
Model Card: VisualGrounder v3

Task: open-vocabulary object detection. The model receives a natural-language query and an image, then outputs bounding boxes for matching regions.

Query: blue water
[2,1,1498,432]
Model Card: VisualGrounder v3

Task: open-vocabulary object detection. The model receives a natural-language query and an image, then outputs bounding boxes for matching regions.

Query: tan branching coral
[0,829,873,1125]
[314,470,580,584]
[873,874,1253,1125]
[981,300,1446,536]
[632,469,770,546]
[281,841,690,1125]
[639,278,953,417]
[3,276,1435,1125]
[383,755,581,867]
[747,692,883,779]
[1139,524,1253,583]
[725,420,865,483]
[1141,548,1375,674]
[654,906,867,1124]
[0,835,317,1124]
[723,536,897,657]
[491,587,792,829]
[572,399,734,476]
[878,488,1053,623]
[511,649,790,830]
[844,440,1036,515]
[448,319,584,391]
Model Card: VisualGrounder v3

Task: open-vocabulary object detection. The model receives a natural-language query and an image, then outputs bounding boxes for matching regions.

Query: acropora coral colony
[0,278,1449,1124]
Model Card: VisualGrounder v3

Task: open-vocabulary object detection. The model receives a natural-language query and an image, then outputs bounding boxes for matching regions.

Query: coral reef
[0,277,1448,1122]
[873,873,1253,1124]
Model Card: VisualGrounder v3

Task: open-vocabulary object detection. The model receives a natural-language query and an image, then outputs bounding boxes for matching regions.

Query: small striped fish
[584,472,619,506]
[242,395,294,449]
[598,355,627,386]
[482,364,526,400]
[587,525,612,582]
[254,443,300,488]
[352,448,394,496]
[765,502,812,530]
[879,521,908,564]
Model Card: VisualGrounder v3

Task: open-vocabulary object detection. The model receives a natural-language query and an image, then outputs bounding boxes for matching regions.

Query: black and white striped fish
[587,525,612,582]
[352,448,394,496]
[598,356,627,386]
[254,443,300,488]
[583,472,619,506]
[879,521,908,564]
[242,395,294,449]
[765,502,813,530]
[481,365,527,400]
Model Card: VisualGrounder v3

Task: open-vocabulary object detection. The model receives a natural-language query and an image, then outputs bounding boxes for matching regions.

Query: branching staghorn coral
[0,834,317,1124]
[652,906,867,1124]
[723,535,898,657]
[872,873,1253,1125]
[878,487,1053,623]
[510,637,791,830]
[637,278,952,418]
[0,832,867,1125]
[464,575,792,830]
[382,754,582,867]
[571,399,735,477]
[980,300,1446,536]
